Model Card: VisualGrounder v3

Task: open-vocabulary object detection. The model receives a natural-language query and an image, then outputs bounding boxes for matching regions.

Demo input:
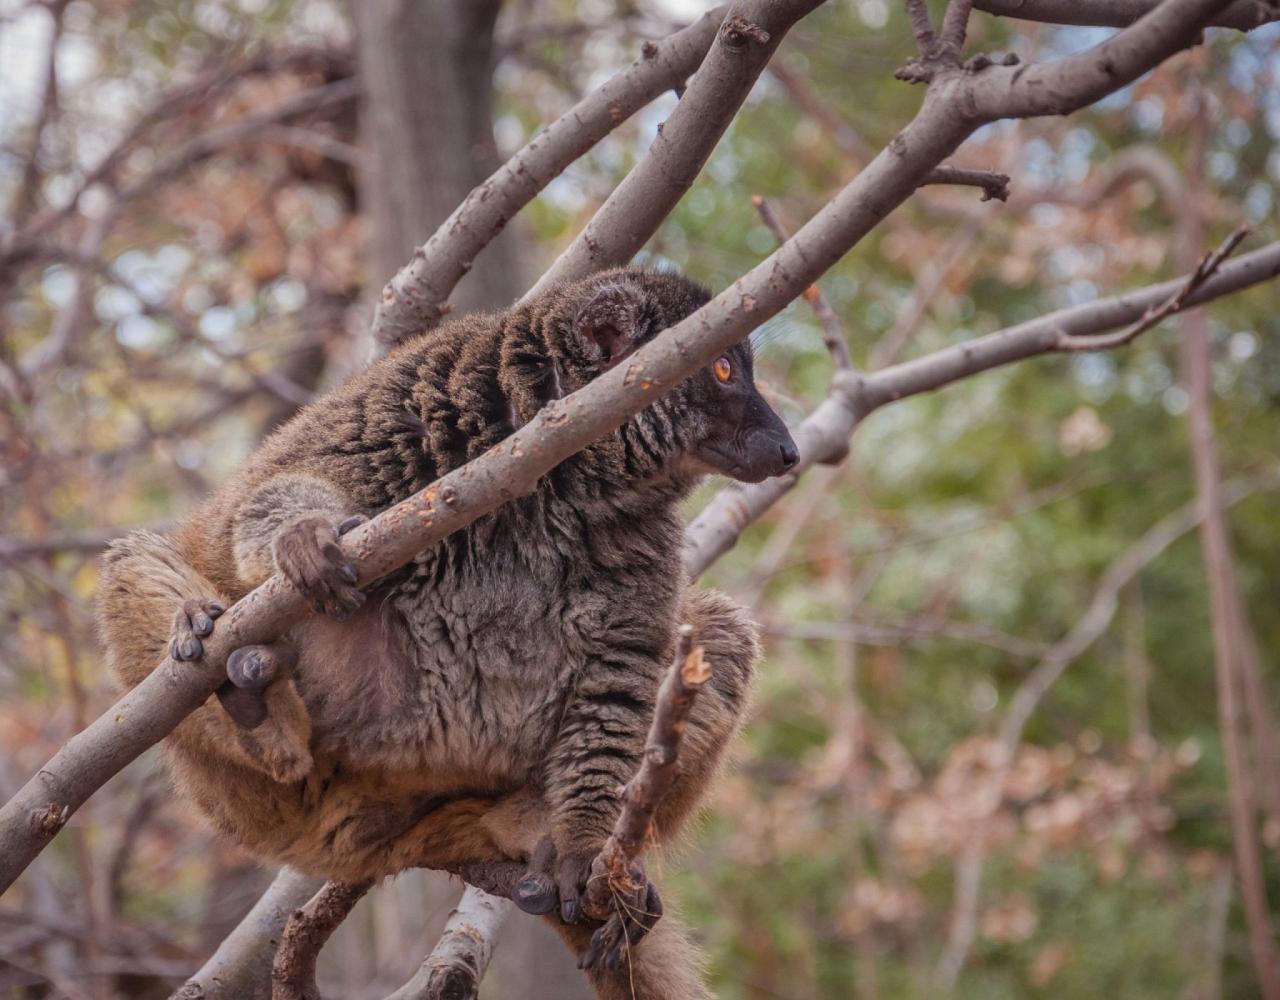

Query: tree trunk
[353,0,526,311]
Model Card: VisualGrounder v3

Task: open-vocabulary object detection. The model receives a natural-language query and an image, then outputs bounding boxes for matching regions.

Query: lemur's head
[546,268,798,484]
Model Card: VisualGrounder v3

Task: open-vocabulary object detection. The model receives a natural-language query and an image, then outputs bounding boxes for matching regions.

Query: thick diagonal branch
[973,0,1277,30]
[173,868,326,1000]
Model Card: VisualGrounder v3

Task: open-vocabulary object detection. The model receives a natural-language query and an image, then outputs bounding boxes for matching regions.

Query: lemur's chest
[291,501,680,777]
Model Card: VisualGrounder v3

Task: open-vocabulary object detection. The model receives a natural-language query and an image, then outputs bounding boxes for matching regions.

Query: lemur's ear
[572,282,647,368]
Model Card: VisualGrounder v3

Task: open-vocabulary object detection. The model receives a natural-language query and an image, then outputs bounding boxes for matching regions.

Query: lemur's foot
[217,642,299,728]
[168,598,226,661]
[216,681,269,729]
[227,643,298,690]
[580,875,663,972]
[274,515,366,620]
[512,838,663,969]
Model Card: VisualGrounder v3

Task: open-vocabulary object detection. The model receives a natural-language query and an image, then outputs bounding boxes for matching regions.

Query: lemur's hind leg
[98,530,314,784]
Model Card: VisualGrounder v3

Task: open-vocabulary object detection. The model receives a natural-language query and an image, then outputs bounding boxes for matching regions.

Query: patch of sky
[95,284,140,322]
[116,314,164,350]
[1244,182,1273,223]
[856,0,888,29]
[41,266,77,308]
[1063,280,1097,307]
[266,277,306,313]
[1072,352,1116,400]
[685,187,716,219]
[1131,97,1164,134]
[1161,384,1189,416]
[1229,331,1258,362]
[1208,150,1238,184]
[198,305,237,340]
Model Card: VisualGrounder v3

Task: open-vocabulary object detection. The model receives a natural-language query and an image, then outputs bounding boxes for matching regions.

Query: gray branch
[368,5,728,349]
[973,0,1278,30]
[172,868,325,1000]
[383,888,511,1000]
[968,0,1239,120]
[526,0,826,297]
[684,238,1280,575]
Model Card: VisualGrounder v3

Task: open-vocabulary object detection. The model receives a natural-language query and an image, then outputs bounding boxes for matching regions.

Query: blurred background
[1,1,1278,997]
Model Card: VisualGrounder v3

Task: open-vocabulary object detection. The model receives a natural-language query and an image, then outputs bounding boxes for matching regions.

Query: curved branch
[271,879,373,1000]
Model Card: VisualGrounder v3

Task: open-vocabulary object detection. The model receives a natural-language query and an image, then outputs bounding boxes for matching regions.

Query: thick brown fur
[97,268,794,997]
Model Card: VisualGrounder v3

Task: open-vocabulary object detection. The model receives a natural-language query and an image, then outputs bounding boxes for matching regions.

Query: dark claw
[208,602,226,618]
[179,637,202,661]
[339,563,358,585]
[191,612,214,637]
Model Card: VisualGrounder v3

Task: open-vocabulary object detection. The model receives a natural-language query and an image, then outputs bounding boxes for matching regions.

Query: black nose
[779,441,799,469]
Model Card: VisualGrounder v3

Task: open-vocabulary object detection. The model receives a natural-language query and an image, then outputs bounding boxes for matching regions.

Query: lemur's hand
[273,514,366,620]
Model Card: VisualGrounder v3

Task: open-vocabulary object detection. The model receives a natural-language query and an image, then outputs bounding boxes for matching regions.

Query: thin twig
[1056,225,1251,351]
[751,196,855,370]
[905,0,938,56]
[922,165,1011,201]
[584,625,712,917]
[940,0,975,57]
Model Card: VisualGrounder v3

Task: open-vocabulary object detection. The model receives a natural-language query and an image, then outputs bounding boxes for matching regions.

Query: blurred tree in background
[1,1,1278,997]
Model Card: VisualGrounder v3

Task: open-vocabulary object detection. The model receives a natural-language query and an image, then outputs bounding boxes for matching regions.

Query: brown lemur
[98,267,798,998]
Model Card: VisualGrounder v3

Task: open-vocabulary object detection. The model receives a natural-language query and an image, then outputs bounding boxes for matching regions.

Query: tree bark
[352,0,525,310]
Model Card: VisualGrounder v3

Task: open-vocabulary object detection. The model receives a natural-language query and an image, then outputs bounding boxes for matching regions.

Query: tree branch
[173,868,325,1000]
[384,887,511,1000]
[271,879,373,1000]
[922,165,1010,202]
[973,0,1278,30]
[857,238,1280,411]
[368,4,729,349]
[751,195,854,370]
[684,238,1280,576]
[527,0,826,297]
[1055,224,1249,350]
[584,626,712,918]
[968,0,1239,120]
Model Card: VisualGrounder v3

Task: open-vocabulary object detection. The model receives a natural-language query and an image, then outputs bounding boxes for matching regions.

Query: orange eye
[713,357,732,383]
